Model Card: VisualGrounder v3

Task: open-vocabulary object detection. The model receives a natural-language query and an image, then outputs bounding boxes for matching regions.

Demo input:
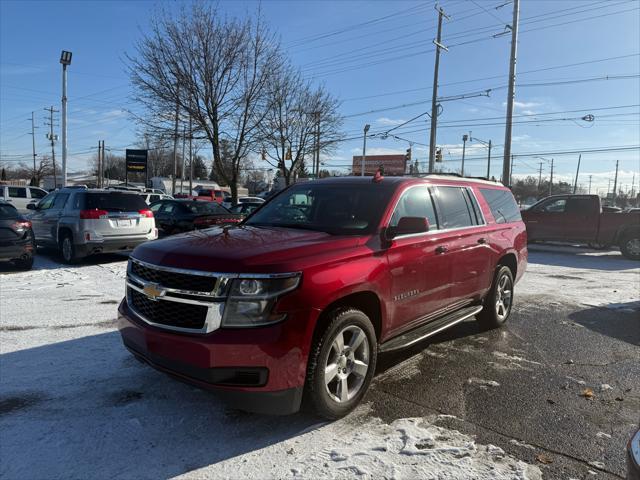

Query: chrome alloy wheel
[495,273,513,321]
[324,325,370,403]
[626,238,640,257]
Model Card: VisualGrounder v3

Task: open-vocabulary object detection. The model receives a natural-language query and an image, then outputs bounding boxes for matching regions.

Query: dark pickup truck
[522,194,640,260]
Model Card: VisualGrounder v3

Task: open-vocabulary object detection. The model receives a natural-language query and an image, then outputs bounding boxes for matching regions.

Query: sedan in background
[150,199,242,234]
[228,202,262,218]
[0,201,35,270]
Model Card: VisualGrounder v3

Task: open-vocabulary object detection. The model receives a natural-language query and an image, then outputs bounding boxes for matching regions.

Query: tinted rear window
[81,192,148,211]
[480,188,522,224]
[0,203,19,219]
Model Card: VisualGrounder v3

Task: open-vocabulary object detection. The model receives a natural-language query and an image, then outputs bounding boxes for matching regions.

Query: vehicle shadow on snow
[0,250,130,274]
[527,245,638,271]
[0,331,322,479]
[568,302,640,347]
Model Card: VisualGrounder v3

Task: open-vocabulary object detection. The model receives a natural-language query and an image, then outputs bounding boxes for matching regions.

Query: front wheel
[477,266,514,330]
[620,233,640,260]
[13,255,34,271]
[305,309,377,419]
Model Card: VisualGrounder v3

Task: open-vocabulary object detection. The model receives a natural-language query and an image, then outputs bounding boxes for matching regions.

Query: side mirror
[26,203,36,210]
[385,216,429,240]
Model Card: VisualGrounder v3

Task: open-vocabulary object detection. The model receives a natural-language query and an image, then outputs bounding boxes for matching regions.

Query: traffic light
[405,147,412,162]
[285,147,292,160]
[261,147,266,161]
[436,148,443,163]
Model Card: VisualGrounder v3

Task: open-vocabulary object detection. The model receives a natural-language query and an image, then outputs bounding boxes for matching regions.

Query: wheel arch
[497,252,518,279]
[311,291,383,346]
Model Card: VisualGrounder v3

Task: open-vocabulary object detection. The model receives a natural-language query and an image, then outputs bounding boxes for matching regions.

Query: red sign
[352,154,407,176]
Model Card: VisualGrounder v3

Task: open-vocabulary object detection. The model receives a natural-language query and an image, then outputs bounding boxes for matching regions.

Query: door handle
[477,237,487,245]
[435,245,449,254]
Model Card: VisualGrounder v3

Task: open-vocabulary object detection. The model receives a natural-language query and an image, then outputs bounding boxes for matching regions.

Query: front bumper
[118,299,316,415]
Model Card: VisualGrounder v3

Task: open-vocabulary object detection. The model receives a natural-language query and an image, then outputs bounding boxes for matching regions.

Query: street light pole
[428,6,449,173]
[60,51,72,187]
[361,124,370,176]
[461,134,468,176]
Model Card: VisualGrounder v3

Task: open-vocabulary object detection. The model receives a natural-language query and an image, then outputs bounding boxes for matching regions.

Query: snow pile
[522,247,640,309]
[197,417,542,480]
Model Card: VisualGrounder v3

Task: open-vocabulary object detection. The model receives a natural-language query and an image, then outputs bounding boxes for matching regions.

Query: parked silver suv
[27,188,158,263]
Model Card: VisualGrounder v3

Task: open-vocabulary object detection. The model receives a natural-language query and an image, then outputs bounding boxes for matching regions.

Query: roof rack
[410,172,497,182]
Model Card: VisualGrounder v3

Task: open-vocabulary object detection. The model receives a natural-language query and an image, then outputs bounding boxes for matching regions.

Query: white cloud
[375,117,406,126]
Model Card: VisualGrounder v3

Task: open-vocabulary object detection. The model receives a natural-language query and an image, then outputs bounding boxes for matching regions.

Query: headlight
[221,274,301,327]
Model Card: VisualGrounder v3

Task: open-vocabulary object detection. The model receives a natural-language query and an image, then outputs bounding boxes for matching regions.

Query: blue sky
[1,0,638,194]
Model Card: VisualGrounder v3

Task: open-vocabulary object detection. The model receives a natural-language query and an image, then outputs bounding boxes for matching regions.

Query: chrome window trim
[387,183,488,241]
[465,187,487,226]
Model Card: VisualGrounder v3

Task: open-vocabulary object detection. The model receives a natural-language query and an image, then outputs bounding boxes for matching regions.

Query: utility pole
[60,51,72,188]
[612,159,619,203]
[538,161,543,194]
[188,115,193,193]
[486,140,492,179]
[97,140,102,188]
[171,86,180,196]
[361,124,370,176]
[180,126,186,194]
[29,112,37,184]
[502,0,520,186]
[315,112,321,177]
[461,134,468,176]
[588,174,593,194]
[428,5,449,173]
[548,158,554,195]
[509,155,514,186]
[573,154,581,194]
[44,106,59,189]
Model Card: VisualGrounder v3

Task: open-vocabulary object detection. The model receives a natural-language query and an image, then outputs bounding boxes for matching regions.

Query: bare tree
[259,65,342,186]
[128,3,282,202]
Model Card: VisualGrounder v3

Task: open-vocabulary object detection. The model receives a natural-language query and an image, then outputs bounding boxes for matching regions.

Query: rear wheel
[620,233,640,260]
[477,266,514,330]
[59,232,77,264]
[305,309,377,419]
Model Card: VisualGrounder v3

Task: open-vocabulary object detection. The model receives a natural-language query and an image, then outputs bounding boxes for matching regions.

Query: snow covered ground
[1,245,637,479]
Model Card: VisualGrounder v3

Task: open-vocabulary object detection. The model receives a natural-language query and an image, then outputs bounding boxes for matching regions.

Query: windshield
[183,201,229,214]
[245,182,395,235]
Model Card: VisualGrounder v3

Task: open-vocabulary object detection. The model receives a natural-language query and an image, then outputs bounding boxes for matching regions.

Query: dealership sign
[352,154,407,176]
[126,149,148,173]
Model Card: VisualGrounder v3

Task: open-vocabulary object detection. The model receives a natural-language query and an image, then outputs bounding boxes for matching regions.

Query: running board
[379,305,483,353]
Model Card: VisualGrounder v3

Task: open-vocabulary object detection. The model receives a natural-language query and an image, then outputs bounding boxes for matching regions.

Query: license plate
[117,219,133,227]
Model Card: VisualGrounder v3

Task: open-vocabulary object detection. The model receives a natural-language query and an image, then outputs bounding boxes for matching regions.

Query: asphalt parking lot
[1,245,638,479]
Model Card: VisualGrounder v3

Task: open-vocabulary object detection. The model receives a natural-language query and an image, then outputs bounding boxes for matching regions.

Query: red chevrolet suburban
[118,175,527,418]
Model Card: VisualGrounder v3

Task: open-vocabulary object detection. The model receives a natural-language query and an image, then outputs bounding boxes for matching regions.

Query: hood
[131,225,365,273]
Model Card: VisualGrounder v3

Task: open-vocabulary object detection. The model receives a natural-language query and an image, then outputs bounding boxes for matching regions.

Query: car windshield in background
[245,183,395,235]
[82,192,148,212]
[183,201,228,215]
[0,203,19,219]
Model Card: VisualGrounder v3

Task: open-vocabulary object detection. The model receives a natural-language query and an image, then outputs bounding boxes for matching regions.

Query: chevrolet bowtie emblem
[143,282,165,301]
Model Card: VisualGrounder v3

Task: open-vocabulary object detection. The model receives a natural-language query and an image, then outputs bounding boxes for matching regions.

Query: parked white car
[0,185,49,213]
[139,192,173,205]
[222,196,265,209]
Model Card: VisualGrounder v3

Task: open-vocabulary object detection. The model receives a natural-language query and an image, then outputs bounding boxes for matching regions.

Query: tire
[477,265,515,330]
[59,232,77,264]
[13,255,34,271]
[305,308,377,419]
[619,232,640,261]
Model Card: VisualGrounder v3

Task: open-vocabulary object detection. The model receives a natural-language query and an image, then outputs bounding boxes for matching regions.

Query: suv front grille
[130,259,216,293]
[128,288,208,330]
